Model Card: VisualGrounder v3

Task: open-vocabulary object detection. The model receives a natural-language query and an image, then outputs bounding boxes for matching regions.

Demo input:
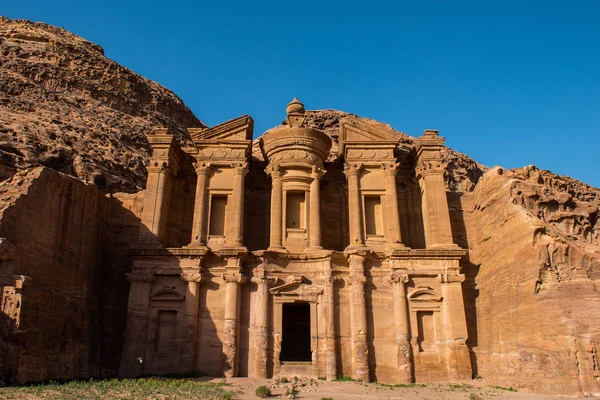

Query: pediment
[269,275,310,295]
[150,287,185,301]
[340,117,401,144]
[408,287,442,302]
[188,115,254,142]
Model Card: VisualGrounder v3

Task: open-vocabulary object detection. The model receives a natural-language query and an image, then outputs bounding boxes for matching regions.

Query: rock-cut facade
[119,98,472,383]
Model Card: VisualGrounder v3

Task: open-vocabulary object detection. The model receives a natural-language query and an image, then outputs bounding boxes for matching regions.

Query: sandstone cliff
[463,166,599,395]
[0,17,203,193]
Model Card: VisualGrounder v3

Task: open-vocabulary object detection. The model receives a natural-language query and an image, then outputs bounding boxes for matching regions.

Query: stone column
[415,130,456,249]
[141,162,170,242]
[344,163,364,248]
[382,163,405,247]
[250,270,275,378]
[325,275,340,380]
[180,272,202,373]
[190,163,211,245]
[348,253,369,381]
[119,272,154,377]
[222,269,247,377]
[439,272,471,380]
[267,165,284,250]
[307,166,323,251]
[226,163,248,247]
[390,269,413,383]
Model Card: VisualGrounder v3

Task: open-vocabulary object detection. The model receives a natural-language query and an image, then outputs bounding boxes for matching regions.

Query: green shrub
[255,385,271,398]
[279,377,288,383]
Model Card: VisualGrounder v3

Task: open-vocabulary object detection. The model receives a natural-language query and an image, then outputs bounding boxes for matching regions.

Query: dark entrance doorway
[281,302,311,362]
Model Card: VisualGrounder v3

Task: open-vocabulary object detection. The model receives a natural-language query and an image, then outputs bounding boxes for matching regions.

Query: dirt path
[206,377,575,400]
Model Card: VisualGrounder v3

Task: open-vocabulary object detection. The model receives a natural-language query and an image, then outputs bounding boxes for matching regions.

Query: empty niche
[364,195,383,236]
[417,310,435,352]
[155,310,177,354]
[209,195,227,236]
[286,191,305,229]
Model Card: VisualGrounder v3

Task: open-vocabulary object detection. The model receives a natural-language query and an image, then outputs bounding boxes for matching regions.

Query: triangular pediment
[340,117,401,143]
[188,115,254,142]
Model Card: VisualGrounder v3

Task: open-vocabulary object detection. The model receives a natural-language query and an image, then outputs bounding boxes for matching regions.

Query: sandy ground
[204,377,581,400]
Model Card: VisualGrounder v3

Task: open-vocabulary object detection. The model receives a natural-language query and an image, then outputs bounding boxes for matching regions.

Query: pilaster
[344,163,365,249]
[250,268,277,378]
[381,163,407,250]
[324,274,341,380]
[307,166,324,252]
[414,130,457,249]
[226,162,248,248]
[180,271,203,373]
[347,252,370,381]
[221,257,247,378]
[267,165,285,251]
[390,268,413,383]
[190,162,211,246]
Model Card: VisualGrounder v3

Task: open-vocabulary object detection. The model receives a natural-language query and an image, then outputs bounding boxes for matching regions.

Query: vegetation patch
[0,377,231,399]
[255,385,271,398]
[492,385,517,392]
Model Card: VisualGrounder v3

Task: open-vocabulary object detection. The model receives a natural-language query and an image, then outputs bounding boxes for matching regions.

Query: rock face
[463,166,599,394]
[0,167,144,382]
[0,19,599,396]
[0,17,203,193]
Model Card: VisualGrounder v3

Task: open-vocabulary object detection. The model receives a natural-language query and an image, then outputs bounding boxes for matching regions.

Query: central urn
[260,99,332,253]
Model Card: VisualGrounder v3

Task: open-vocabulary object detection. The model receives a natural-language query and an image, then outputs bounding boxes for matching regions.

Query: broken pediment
[339,117,401,145]
[150,287,185,301]
[408,287,442,302]
[269,275,310,295]
[188,115,254,142]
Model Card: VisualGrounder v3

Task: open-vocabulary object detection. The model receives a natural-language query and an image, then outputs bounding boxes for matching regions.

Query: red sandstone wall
[464,167,600,396]
[0,167,143,383]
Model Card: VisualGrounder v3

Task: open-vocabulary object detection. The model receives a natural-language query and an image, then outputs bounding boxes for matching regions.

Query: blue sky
[3,1,599,187]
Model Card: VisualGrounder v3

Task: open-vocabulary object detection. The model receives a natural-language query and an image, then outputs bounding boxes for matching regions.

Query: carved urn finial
[286,98,306,128]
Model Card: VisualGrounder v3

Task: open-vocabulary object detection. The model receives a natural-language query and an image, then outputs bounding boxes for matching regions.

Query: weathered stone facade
[119,99,472,383]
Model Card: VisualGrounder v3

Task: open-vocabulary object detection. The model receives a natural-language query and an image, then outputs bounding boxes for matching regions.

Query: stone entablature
[120,99,472,384]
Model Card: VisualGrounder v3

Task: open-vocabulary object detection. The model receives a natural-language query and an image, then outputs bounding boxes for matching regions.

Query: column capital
[146,161,170,174]
[222,272,247,285]
[349,273,367,285]
[265,164,282,179]
[250,274,278,286]
[231,162,249,176]
[324,275,342,286]
[415,160,446,179]
[181,272,202,283]
[390,269,410,285]
[381,162,400,176]
[344,162,363,177]
[193,161,212,175]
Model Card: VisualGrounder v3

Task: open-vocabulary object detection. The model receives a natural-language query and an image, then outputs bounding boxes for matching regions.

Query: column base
[304,246,324,253]
[344,244,368,253]
[428,243,460,250]
[267,245,288,253]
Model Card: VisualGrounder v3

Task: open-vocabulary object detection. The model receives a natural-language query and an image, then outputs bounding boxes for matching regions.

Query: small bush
[492,385,517,392]
[223,391,235,400]
[318,377,326,381]
[255,385,271,398]
[280,377,289,383]
[334,376,355,382]
[321,398,334,400]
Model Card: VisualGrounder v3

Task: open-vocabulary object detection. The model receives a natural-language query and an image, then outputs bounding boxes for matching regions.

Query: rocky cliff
[0,17,599,395]
[0,17,203,193]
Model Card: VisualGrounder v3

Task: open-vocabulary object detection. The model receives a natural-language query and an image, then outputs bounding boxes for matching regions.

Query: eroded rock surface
[464,166,599,395]
[0,17,203,192]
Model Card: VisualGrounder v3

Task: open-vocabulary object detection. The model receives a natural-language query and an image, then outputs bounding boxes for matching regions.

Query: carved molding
[126,272,155,283]
[438,272,465,284]
[180,272,202,283]
[390,269,410,284]
[222,272,247,285]
[415,160,446,179]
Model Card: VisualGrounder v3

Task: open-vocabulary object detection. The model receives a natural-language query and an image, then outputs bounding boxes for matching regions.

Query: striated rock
[463,166,599,395]
[0,167,144,383]
[0,17,204,193]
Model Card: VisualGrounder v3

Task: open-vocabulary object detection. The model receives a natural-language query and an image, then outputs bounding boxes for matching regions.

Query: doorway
[280,302,311,362]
